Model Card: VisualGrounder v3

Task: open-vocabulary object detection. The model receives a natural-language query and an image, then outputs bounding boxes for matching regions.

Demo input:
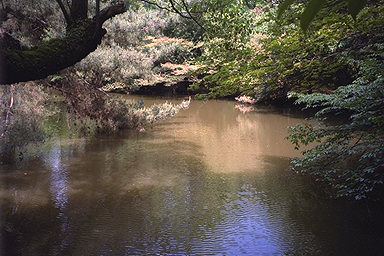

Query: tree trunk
[71,0,88,20]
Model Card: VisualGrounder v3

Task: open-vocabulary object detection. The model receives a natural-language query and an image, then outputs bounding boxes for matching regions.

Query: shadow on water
[1,97,384,256]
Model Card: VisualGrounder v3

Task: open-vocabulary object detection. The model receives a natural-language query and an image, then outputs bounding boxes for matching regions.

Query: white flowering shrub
[76,45,155,90]
[104,9,170,47]
[75,8,195,90]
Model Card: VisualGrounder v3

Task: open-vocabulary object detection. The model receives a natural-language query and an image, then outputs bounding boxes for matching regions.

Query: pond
[1,97,384,255]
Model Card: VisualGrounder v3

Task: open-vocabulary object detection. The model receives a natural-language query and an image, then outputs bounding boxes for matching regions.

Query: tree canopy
[278,0,368,31]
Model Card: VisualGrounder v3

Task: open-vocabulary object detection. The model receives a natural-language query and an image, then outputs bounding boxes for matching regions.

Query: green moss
[2,17,104,84]
[67,19,93,39]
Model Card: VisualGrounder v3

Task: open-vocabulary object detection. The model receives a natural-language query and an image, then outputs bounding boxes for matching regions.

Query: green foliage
[300,0,326,31]
[278,0,368,31]
[277,0,295,19]
[163,12,204,42]
[202,0,253,57]
[198,0,253,69]
[287,51,384,200]
[275,1,384,200]
[195,0,360,101]
[192,0,254,98]
[253,2,362,98]
[347,0,368,19]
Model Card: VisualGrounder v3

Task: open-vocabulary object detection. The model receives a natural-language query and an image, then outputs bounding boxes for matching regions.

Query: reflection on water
[1,97,384,256]
[46,144,71,253]
[146,99,306,174]
[47,145,68,212]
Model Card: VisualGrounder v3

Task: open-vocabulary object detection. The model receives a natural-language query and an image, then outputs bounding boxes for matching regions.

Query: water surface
[1,97,384,255]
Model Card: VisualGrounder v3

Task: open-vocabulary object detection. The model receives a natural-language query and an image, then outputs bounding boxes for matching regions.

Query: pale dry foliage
[75,9,196,90]
[0,83,52,162]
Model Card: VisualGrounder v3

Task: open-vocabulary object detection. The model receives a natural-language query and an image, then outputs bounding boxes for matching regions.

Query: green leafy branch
[278,0,367,31]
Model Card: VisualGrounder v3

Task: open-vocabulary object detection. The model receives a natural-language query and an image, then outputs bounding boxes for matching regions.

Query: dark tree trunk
[55,0,72,25]
[71,0,88,20]
[0,3,127,85]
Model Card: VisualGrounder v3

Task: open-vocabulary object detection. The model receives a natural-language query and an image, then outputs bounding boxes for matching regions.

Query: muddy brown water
[1,97,384,255]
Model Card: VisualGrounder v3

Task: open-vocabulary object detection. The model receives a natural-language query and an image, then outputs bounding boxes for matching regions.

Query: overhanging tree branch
[180,0,204,31]
[98,3,127,24]
[0,2,127,85]
[140,0,173,12]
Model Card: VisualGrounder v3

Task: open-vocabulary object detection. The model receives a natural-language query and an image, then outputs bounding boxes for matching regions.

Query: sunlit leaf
[277,0,295,19]
[346,0,367,19]
[300,0,326,32]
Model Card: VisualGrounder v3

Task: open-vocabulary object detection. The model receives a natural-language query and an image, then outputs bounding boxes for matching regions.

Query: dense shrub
[103,9,170,47]
[0,83,52,163]
[75,44,156,90]
[75,8,196,90]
